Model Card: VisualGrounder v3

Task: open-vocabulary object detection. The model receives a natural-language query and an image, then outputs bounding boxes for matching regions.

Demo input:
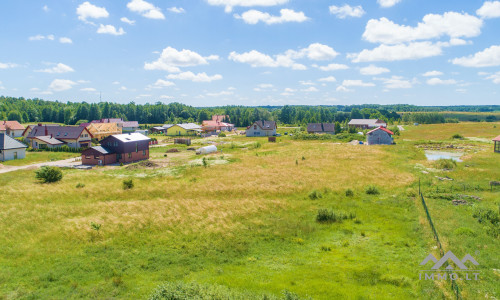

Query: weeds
[123,179,134,190]
[365,185,380,195]
[316,209,356,223]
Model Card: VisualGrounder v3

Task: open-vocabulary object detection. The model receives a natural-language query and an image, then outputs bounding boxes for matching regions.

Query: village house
[493,135,500,153]
[82,122,122,141]
[366,127,394,145]
[22,125,35,139]
[246,121,277,137]
[307,123,335,134]
[26,124,92,149]
[348,119,387,129]
[0,121,25,138]
[83,118,140,133]
[202,115,235,134]
[0,133,28,162]
[166,123,202,136]
[81,132,150,166]
[150,126,166,134]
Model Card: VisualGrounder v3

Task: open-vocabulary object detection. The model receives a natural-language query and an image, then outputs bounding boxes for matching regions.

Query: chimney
[45,126,48,136]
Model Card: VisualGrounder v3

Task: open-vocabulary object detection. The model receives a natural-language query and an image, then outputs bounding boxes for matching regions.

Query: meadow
[0,123,498,299]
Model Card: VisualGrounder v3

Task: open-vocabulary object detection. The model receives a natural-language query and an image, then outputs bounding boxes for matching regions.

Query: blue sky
[0,0,499,106]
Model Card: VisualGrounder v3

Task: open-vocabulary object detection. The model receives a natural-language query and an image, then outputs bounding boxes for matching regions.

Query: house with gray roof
[307,123,335,134]
[348,119,387,129]
[0,133,28,161]
[27,124,92,149]
[246,121,277,137]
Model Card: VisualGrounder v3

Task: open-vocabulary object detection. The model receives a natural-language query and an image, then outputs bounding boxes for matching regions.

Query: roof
[27,125,89,140]
[252,120,276,130]
[0,133,28,150]
[0,121,25,131]
[348,119,386,126]
[493,135,500,142]
[162,124,174,129]
[176,123,202,130]
[121,121,139,128]
[90,146,111,154]
[307,123,335,132]
[367,126,394,135]
[111,132,151,143]
[152,126,165,130]
[32,135,64,145]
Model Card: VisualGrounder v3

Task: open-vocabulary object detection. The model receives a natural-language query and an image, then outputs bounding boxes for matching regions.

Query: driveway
[0,158,82,174]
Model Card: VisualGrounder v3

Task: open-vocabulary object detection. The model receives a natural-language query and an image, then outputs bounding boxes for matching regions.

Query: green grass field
[1,151,78,166]
[0,124,498,299]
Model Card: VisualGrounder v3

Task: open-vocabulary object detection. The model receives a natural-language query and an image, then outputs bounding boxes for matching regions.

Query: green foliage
[308,189,323,200]
[202,157,208,168]
[316,209,356,223]
[365,185,380,195]
[434,159,457,170]
[123,179,134,190]
[345,189,354,197]
[250,141,261,149]
[451,133,464,139]
[218,132,226,137]
[76,183,85,188]
[90,222,101,232]
[35,166,63,183]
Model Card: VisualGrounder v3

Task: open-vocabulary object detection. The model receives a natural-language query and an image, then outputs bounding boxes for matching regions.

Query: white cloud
[81,87,97,92]
[120,86,128,90]
[314,63,349,71]
[422,70,443,77]
[43,5,49,12]
[59,37,72,44]
[206,90,234,97]
[160,95,174,99]
[451,45,500,67]
[376,76,413,89]
[477,1,500,19]
[206,0,289,13]
[121,17,136,25]
[290,43,339,60]
[145,47,219,72]
[168,7,185,13]
[342,80,375,87]
[35,63,74,73]
[77,2,109,22]
[318,76,336,82]
[166,71,223,82]
[47,35,55,41]
[360,65,390,75]
[329,4,365,19]
[127,0,165,19]
[30,87,40,91]
[234,9,308,25]
[363,13,483,44]
[153,79,175,88]
[349,42,443,62]
[378,0,401,8]
[299,80,315,86]
[302,86,319,92]
[257,83,273,88]
[486,72,500,84]
[426,77,457,85]
[112,81,120,85]
[48,79,77,92]
[0,62,18,69]
[228,50,305,70]
[97,24,126,36]
[336,85,352,92]
[29,34,47,41]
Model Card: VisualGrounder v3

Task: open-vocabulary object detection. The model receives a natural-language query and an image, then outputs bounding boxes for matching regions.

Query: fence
[419,180,462,300]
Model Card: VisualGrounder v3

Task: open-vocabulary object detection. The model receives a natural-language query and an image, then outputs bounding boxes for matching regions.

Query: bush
[434,158,457,170]
[218,132,226,137]
[345,189,354,197]
[76,183,85,188]
[35,166,63,183]
[365,185,380,195]
[451,133,464,139]
[316,209,356,223]
[123,179,134,190]
[308,189,323,200]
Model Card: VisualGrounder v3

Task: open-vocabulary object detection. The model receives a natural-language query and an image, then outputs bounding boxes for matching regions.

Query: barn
[366,127,394,145]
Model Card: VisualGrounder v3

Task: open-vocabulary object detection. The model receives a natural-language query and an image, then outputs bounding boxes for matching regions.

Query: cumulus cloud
[329,4,365,19]
[426,77,457,85]
[378,0,401,8]
[313,63,349,71]
[0,62,18,69]
[97,24,126,35]
[477,1,500,19]
[348,42,443,62]
[363,13,483,44]
[485,71,500,84]
[166,71,222,82]
[360,65,390,75]
[206,0,289,13]
[168,7,185,13]
[422,70,443,77]
[145,47,219,72]
[234,9,308,25]
[127,0,165,19]
[48,79,77,92]
[291,43,339,60]
[153,79,176,88]
[35,63,74,73]
[376,76,413,89]
[59,37,72,44]
[77,1,109,22]
[121,17,136,25]
[302,86,319,92]
[451,45,500,67]
[318,76,337,82]
[81,87,97,92]
[342,80,375,87]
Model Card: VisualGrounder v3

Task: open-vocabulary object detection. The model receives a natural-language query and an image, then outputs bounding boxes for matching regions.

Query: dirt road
[0,158,82,174]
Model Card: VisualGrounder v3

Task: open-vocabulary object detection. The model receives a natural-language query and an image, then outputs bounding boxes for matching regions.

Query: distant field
[401,122,500,141]
[0,124,498,299]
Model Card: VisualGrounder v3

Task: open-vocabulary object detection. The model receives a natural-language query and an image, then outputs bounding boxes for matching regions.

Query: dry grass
[401,122,500,141]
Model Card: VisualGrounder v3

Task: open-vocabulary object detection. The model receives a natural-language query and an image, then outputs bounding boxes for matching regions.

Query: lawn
[0,124,498,299]
[1,151,78,166]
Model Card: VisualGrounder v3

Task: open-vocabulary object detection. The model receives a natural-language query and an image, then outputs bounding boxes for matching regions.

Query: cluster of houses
[150,115,235,136]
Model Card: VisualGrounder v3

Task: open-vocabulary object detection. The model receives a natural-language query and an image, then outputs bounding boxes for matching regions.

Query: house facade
[246,121,277,137]
[366,127,394,145]
[82,118,139,133]
[166,123,202,136]
[307,123,335,134]
[0,121,25,138]
[348,119,387,129]
[27,125,92,149]
[202,115,235,133]
[493,135,500,153]
[81,133,150,165]
[85,123,121,141]
[0,133,28,161]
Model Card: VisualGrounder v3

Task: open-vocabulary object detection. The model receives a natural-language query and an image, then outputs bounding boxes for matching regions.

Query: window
[117,154,122,159]
[143,150,146,156]
[254,125,257,130]
[85,156,91,159]
[94,155,99,159]
[128,153,132,158]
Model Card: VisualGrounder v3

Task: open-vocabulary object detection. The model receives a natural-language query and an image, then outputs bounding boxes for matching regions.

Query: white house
[0,133,28,161]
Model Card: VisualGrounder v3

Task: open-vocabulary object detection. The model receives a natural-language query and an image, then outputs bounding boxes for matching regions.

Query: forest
[0,96,498,127]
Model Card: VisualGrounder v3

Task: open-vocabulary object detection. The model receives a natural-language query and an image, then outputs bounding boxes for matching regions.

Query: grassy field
[401,122,500,142]
[0,124,498,299]
[1,151,78,166]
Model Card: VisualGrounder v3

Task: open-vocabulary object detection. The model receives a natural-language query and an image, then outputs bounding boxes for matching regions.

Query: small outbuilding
[0,133,27,161]
[366,126,394,145]
[493,135,500,153]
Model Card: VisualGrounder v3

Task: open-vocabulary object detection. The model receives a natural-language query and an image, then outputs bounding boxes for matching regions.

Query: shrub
[434,158,457,170]
[308,189,323,200]
[365,185,380,195]
[451,133,464,139]
[250,141,262,149]
[320,245,331,251]
[123,179,134,190]
[345,189,354,197]
[76,183,85,188]
[202,157,208,168]
[316,209,356,223]
[453,227,474,236]
[218,132,226,137]
[35,166,63,183]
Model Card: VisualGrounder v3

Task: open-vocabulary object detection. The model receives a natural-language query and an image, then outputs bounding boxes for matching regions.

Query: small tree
[123,179,134,190]
[35,166,63,183]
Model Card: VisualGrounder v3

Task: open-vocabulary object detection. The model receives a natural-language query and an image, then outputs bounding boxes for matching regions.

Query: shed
[366,127,394,145]
[0,133,28,161]
[493,135,500,153]
[196,145,217,155]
